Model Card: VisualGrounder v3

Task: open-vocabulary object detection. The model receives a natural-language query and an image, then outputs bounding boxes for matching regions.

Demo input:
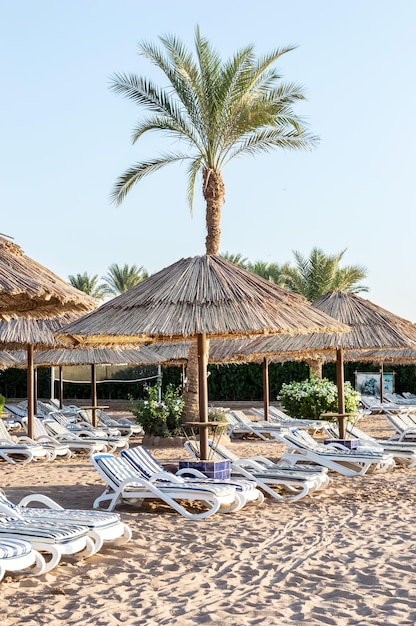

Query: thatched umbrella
[24,346,160,424]
[0,235,96,320]
[236,291,416,437]
[0,351,18,369]
[55,255,349,459]
[0,234,97,437]
[0,312,89,436]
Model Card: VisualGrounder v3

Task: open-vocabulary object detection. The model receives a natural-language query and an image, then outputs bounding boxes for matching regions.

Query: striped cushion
[121,447,256,492]
[0,492,120,529]
[16,508,121,530]
[94,455,235,497]
[0,538,33,559]
[0,518,88,544]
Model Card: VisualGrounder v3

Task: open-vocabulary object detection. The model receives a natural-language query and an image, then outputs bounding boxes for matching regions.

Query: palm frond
[186,156,203,215]
[110,154,191,205]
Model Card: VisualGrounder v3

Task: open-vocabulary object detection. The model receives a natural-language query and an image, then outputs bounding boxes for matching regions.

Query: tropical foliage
[109,27,318,419]
[101,263,148,296]
[279,378,360,421]
[130,381,184,437]
[110,27,318,256]
[280,247,368,301]
[68,272,107,301]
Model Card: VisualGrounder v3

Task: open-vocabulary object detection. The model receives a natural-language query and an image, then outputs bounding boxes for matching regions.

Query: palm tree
[102,263,148,296]
[246,260,285,285]
[110,27,318,418]
[220,252,249,268]
[68,272,107,301]
[280,248,368,301]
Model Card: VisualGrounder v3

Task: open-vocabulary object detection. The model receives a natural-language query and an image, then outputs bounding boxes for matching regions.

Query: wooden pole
[59,366,64,409]
[34,367,38,415]
[336,347,346,439]
[27,345,34,439]
[91,363,98,427]
[379,365,384,403]
[263,357,269,421]
[197,333,209,460]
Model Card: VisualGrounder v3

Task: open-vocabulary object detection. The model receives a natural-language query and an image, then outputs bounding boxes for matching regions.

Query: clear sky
[2,1,415,320]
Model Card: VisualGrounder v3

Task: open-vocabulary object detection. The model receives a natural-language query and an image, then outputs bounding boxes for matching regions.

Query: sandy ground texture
[1,410,416,626]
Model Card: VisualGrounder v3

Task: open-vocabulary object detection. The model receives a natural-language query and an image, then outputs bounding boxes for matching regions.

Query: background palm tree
[68,272,107,301]
[102,263,148,297]
[246,260,286,285]
[220,252,249,268]
[281,247,368,301]
[110,26,318,418]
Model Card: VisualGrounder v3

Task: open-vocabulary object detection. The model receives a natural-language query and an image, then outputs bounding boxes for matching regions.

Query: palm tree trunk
[182,340,208,421]
[203,168,225,255]
[180,168,224,420]
[307,358,323,380]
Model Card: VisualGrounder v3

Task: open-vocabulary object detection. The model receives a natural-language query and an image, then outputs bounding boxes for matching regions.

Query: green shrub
[129,382,184,437]
[0,393,5,414]
[279,378,360,421]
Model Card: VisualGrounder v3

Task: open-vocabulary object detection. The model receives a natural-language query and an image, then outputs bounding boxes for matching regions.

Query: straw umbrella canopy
[236,291,416,437]
[0,312,93,437]
[55,255,349,458]
[12,345,160,423]
[0,351,18,369]
[0,235,96,320]
[0,234,98,436]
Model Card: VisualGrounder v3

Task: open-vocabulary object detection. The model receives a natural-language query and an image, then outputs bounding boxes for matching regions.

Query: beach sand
[2,411,416,625]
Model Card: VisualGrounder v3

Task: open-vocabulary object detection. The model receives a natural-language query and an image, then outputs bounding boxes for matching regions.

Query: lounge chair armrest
[18,494,64,510]
[232,458,265,471]
[246,455,275,467]
[176,468,207,478]
[148,472,184,484]
[14,436,37,446]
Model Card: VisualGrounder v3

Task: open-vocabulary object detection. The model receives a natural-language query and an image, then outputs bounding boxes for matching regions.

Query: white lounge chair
[46,412,128,452]
[91,453,241,518]
[0,419,52,464]
[323,421,416,468]
[0,518,95,573]
[383,409,416,442]
[121,446,264,507]
[184,439,329,501]
[0,491,132,552]
[21,417,73,460]
[77,408,135,438]
[253,406,327,432]
[275,428,395,477]
[42,419,110,456]
[0,538,46,581]
[225,410,283,441]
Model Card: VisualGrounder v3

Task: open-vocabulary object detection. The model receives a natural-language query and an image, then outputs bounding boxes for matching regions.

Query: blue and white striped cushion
[0,538,33,559]
[0,519,89,544]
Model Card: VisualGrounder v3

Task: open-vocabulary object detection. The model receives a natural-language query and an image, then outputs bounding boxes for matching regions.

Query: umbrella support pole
[197,333,209,460]
[263,357,269,421]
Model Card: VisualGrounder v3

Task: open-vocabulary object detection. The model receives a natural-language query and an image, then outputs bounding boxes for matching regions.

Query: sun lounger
[42,419,110,456]
[0,491,132,552]
[252,406,327,432]
[184,439,328,501]
[275,428,395,476]
[225,410,283,441]
[0,419,52,463]
[21,417,73,460]
[383,409,416,442]
[121,446,264,507]
[0,538,46,581]
[46,412,128,452]
[0,518,95,573]
[323,422,416,468]
[91,453,242,518]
